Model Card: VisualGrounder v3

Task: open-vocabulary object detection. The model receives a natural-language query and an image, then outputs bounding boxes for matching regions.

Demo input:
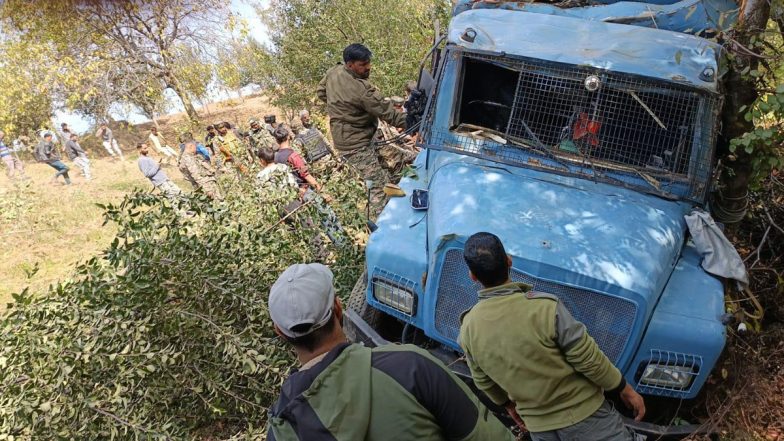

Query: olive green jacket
[459,282,623,433]
[317,64,406,151]
[268,343,513,441]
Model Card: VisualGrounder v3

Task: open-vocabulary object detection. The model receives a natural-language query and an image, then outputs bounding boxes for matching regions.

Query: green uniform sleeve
[317,74,328,103]
[460,327,509,406]
[555,302,622,391]
[358,82,407,129]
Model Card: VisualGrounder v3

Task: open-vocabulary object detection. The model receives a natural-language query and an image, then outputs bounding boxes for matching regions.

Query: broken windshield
[428,49,718,202]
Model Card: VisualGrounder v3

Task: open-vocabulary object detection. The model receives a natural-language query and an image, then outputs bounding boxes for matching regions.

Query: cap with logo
[269,263,336,338]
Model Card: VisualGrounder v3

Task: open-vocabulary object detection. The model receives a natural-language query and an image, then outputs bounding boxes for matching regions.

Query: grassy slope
[0,94,280,308]
[0,157,188,306]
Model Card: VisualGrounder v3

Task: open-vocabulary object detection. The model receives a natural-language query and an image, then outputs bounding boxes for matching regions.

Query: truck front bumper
[344,308,717,441]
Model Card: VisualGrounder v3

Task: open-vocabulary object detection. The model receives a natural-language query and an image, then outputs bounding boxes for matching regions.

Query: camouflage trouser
[339,146,389,219]
[377,143,418,177]
[200,179,223,201]
[156,180,182,202]
[303,189,345,247]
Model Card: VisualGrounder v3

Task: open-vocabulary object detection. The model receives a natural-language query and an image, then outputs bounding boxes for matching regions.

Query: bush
[0,158,366,439]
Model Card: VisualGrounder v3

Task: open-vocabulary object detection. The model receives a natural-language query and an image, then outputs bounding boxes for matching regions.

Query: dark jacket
[317,64,406,151]
[268,343,513,441]
[64,140,86,160]
[36,140,59,162]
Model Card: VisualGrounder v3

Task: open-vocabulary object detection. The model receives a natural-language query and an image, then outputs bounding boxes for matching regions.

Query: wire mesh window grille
[422,49,719,202]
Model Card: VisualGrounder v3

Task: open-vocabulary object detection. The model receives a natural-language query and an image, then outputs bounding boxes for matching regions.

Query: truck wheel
[344,270,382,342]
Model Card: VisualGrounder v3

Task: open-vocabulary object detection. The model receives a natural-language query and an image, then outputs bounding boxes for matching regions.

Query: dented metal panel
[448,9,722,91]
[453,0,739,35]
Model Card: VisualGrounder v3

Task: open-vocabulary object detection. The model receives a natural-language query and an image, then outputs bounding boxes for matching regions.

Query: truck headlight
[639,363,694,390]
[372,278,416,315]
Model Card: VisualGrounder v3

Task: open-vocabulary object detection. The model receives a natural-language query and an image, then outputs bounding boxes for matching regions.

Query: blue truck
[346,0,739,436]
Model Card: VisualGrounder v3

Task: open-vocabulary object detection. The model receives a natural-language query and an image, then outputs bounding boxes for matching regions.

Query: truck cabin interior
[453,55,706,178]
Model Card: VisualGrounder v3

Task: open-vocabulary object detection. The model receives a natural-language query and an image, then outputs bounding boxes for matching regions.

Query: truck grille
[435,249,637,363]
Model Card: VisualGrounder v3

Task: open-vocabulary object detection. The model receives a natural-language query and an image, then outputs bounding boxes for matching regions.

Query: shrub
[0,158,366,439]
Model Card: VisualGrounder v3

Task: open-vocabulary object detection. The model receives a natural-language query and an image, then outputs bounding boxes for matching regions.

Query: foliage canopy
[258,0,450,112]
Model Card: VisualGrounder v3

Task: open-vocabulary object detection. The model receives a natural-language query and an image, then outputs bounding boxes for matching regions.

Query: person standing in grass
[64,134,92,181]
[136,143,181,201]
[96,123,124,160]
[35,133,71,185]
[148,127,178,164]
[0,130,26,180]
[178,141,222,200]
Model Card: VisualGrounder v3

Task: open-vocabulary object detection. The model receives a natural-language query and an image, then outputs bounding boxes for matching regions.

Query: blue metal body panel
[363,0,728,400]
[449,10,722,91]
[453,0,739,36]
[625,241,726,398]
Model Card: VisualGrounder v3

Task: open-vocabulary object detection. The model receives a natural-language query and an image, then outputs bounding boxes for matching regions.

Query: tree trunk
[166,73,200,123]
[714,0,771,225]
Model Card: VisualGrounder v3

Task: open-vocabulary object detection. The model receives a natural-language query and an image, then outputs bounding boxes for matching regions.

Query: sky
[58,0,271,134]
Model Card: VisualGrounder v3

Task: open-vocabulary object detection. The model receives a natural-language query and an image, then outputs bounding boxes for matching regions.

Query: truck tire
[344,270,382,343]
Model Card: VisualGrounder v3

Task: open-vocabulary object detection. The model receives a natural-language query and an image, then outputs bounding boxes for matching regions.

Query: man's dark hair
[256,146,275,163]
[136,143,144,149]
[463,232,509,287]
[61,123,68,128]
[70,133,77,139]
[281,313,339,353]
[206,124,215,131]
[43,133,52,138]
[343,43,372,63]
[273,126,290,144]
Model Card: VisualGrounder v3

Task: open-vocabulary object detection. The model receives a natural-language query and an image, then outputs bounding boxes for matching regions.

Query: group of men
[28,123,94,185]
[135,110,336,204]
[263,43,647,441]
[266,233,646,441]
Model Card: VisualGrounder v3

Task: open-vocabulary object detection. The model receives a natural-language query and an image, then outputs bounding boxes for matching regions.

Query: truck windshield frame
[420,47,720,203]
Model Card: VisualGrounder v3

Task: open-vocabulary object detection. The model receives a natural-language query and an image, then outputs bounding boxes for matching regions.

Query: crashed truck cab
[346,0,736,433]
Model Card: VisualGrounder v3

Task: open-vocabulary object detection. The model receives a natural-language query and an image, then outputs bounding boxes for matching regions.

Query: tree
[259,0,450,112]
[2,0,233,124]
[0,38,55,135]
[715,0,784,224]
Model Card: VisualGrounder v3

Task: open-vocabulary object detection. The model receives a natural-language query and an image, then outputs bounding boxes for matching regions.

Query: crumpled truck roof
[448,9,723,92]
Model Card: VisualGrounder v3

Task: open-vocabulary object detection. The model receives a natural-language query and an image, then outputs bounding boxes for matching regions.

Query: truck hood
[427,160,691,305]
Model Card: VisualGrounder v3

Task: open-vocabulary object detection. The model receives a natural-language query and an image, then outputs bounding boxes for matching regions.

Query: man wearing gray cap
[267,263,513,441]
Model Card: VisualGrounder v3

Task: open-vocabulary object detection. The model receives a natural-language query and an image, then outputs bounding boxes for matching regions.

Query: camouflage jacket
[248,128,276,151]
[216,132,244,158]
[317,64,406,151]
[179,152,216,187]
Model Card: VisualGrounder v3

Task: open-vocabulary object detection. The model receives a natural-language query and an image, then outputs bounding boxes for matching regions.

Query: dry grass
[0,156,192,308]
[0,94,281,309]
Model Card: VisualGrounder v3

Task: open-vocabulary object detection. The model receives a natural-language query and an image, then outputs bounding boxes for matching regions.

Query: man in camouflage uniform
[317,43,406,217]
[179,141,222,200]
[216,122,247,174]
[247,118,277,151]
[291,109,333,163]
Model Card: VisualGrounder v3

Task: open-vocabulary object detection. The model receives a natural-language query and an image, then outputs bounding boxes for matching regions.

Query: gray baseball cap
[269,263,336,338]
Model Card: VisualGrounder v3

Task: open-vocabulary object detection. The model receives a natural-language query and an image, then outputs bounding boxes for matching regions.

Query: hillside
[0,94,281,306]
